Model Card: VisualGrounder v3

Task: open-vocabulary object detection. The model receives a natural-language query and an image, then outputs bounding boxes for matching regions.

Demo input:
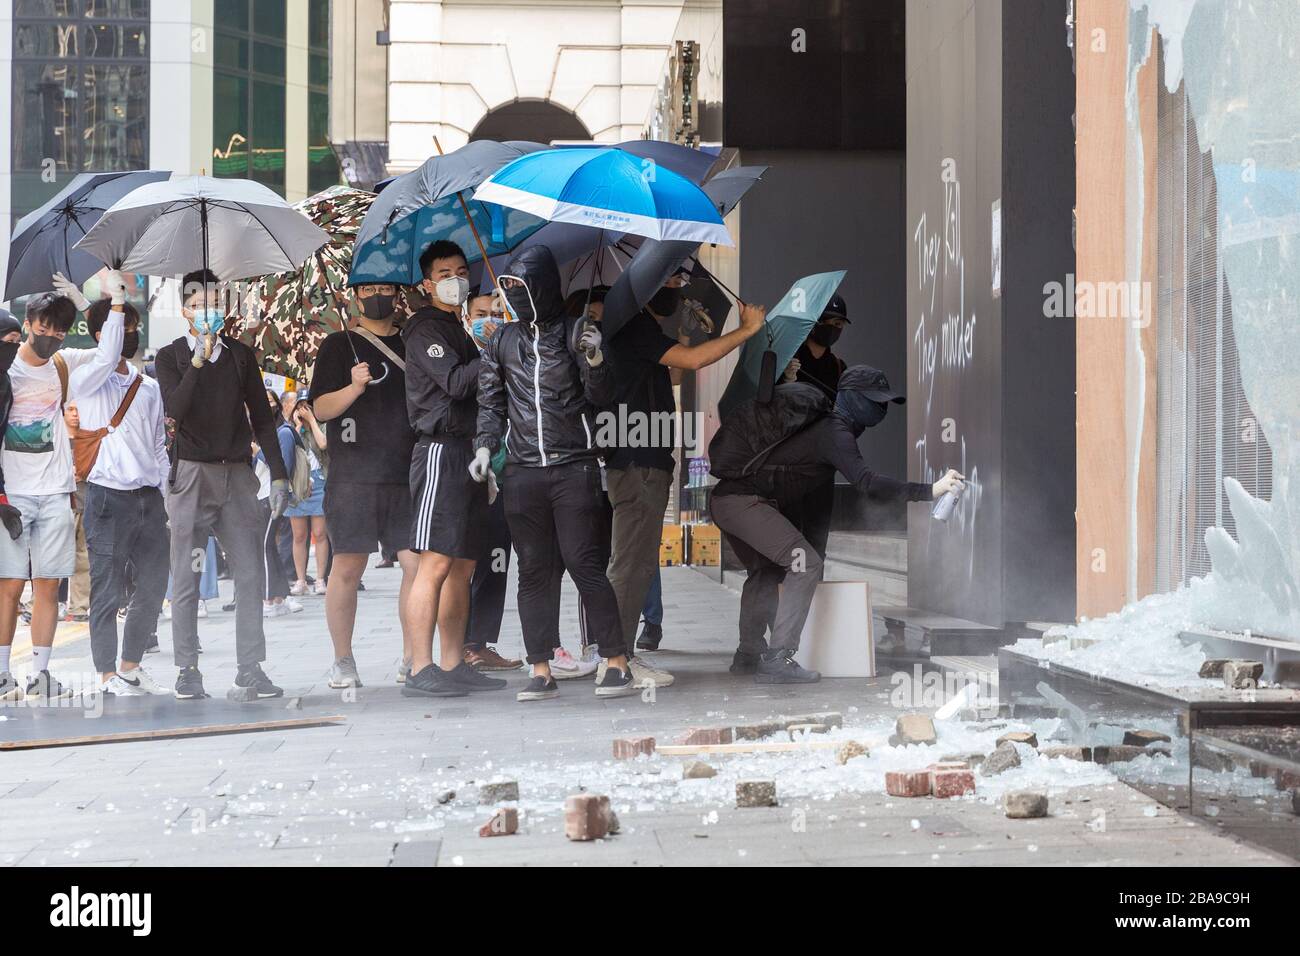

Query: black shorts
[325,480,411,555]
[409,437,487,558]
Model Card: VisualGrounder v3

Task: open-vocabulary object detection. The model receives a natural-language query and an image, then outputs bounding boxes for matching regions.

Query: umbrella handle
[434,136,500,291]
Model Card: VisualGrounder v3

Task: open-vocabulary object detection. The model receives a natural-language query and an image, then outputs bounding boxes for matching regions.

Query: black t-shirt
[311,328,415,484]
[795,341,846,398]
[605,310,676,472]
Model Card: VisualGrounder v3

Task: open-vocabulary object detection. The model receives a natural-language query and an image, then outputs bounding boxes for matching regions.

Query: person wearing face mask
[310,282,418,689]
[70,298,172,696]
[0,277,125,702]
[154,268,291,703]
[793,294,851,398]
[709,366,964,683]
[0,310,25,545]
[399,240,504,699]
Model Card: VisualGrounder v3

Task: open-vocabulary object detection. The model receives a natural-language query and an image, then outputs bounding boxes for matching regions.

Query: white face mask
[435,275,470,308]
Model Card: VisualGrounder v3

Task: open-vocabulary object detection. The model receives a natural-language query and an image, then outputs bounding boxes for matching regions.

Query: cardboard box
[659,524,683,566]
[689,528,721,566]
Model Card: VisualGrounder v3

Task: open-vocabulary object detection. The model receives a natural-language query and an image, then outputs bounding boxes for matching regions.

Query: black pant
[263,506,290,601]
[503,460,624,664]
[84,484,170,674]
[467,492,511,650]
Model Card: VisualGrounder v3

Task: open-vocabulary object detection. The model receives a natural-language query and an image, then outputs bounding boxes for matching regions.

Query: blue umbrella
[5,169,171,300]
[473,147,732,246]
[718,270,847,418]
[349,140,550,286]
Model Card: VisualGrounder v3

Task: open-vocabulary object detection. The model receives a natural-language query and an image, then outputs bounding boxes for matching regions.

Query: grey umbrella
[74,175,329,281]
[5,169,171,300]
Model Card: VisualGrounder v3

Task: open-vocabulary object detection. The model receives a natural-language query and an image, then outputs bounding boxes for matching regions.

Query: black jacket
[475,245,615,467]
[402,306,480,440]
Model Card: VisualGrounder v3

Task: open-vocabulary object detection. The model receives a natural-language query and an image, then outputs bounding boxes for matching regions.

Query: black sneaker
[755,649,821,684]
[175,666,207,699]
[636,621,663,651]
[594,664,638,698]
[516,675,559,702]
[730,650,761,675]
[230,663,283,701]
[446,662,507,692]
[402,664,468,698]
[25,670,71,700]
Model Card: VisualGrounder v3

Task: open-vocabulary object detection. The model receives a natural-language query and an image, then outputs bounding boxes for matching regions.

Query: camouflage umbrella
[234,185,376,384]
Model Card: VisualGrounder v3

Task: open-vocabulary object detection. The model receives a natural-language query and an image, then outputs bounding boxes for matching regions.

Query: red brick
[478,807,518,837]
[612,736,655,759]
[932,769,976,799]
[885,770,932,798]
[674,726,733,746]
[564,794,612,841]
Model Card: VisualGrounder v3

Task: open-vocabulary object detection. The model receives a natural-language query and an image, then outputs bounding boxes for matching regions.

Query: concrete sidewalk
[0,563,1289,867]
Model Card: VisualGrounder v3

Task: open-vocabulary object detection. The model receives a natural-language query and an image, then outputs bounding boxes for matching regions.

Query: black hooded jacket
[0,308,21,496]
[475,246,615,467]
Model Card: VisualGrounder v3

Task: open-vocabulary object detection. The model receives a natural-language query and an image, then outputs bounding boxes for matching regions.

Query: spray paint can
[931,487,961,522]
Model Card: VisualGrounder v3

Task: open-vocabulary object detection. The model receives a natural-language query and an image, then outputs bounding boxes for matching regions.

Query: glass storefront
[307,0,339,194]
[213,0,287,195]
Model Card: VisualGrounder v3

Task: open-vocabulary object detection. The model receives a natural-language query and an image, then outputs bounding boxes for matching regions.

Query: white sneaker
[628,655,675,688]
[197,600,208,619]
[263,602,289,618]
[289,580,309,597]
[0,671,23,701]
[551,646,598,680]
[117,665,168,696]
[314,579,328,596]
[99,674,145,696]
[284,596,305,613]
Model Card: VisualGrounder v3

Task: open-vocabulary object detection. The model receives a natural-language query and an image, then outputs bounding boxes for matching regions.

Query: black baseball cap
[839,364,904,404]
[820,293,850,323]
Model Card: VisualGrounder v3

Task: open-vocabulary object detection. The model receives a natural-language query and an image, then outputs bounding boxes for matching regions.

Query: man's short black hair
[182,268,220,305]
[419,240,468,279]
[86,298,140,341]
[24,292,77,334]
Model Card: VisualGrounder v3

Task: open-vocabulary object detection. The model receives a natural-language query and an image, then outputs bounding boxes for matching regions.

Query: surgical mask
[192,308,225,336]
[649,286,681,315]
[471,317,494,343]
[30,334,63,361]
[360,293,395,320]
[121,330,140,359]
[811,323,842,348]
[499,277,538,325]
[435,276,470,308]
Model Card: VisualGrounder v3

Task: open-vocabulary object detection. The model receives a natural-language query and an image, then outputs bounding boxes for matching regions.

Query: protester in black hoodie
[472,245,637,702]
[0,309,23,542]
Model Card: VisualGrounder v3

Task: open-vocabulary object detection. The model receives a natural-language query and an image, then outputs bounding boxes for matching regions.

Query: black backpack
[709,382,832,480]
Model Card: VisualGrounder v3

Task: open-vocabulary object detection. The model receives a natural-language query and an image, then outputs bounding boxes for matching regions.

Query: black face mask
[29,334,63,361]
[811,323,842,348]
[0,341,19,375]
[360,293,395,320]
[121,330,140,360]
[648,286,681,316]
[834,391,887,436]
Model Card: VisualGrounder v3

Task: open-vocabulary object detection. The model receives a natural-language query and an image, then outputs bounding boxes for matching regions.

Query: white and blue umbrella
[473,147,734,247]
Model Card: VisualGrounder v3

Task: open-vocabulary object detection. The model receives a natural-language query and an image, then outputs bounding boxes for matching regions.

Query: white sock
[0,646,10,674]
[32,645,52,674]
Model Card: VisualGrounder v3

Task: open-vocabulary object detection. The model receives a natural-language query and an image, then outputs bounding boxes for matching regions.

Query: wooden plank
[658,737,884,757]
[0,714,346,751]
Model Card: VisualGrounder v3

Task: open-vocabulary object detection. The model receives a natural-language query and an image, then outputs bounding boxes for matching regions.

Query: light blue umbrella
[718,270,847,418]
[473,147,733,246]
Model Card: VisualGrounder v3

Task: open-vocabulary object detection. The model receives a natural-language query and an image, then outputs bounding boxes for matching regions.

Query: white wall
[386,0,684,172]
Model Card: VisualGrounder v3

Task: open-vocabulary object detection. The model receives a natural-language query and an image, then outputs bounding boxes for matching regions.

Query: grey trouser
[166,460,268,669]
[710,493,824,655]
[606,464,672,652]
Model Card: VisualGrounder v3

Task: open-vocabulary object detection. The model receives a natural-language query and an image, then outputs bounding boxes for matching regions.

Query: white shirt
[68,312,170,492]
[2,343,103,496]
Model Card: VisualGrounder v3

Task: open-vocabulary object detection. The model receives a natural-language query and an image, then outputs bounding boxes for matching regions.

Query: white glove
[578,322,603,367]
[51,272,91,312]
[103,270,128,306]
[468,447,492,483]
[269,478,293,519]
[932,468,966,499]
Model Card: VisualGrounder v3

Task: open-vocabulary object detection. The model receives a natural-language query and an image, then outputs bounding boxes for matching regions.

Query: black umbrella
[5,169,171,300]
[600,165,767,337]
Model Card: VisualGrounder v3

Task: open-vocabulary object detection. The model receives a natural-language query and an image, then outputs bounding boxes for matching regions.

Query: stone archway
[470,99,592,144]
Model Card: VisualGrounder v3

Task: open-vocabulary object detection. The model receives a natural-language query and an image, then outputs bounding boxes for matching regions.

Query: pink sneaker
[551,646,598,680]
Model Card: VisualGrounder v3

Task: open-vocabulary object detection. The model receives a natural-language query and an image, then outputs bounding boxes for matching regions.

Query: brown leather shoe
[464,646,523,671]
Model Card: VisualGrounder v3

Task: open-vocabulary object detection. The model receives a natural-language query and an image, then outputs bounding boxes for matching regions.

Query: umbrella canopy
[473,147,733,246]
[717,270,847,418]
[233,185,376,382]
[74,175,329,280]
[5,169,171,300]
[350,140,550,286]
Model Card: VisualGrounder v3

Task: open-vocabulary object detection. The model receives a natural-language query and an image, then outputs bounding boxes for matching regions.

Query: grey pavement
[0,563,1290,867]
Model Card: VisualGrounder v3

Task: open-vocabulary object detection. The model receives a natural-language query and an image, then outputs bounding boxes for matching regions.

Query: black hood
[502,245,564,326]
[0,308,20,377]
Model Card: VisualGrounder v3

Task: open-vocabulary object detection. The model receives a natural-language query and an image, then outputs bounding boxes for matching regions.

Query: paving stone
[981,743,1021,776]
[782,711,843,729]
[787,723,828,738]
[931,769,975,799]
[885,770,931,798]
[733,721,785,741]
[564,793,612,841]
[835,740,869,765]
[682,760,717,779]
[477,780,518,804]
[940,751,985,768]
[1093,744,1170,765]
[1222,660,1264,690]
[612,737,655,759]
[1198,659,1229,678]
[674,727,732,746]
[1123,729,1173,747]
[1005,791,1049,819]
[736,780,777,808]
[1040,745,1093,761]
[478,807,518,837]
[995,731,1038,749]
[894,713,936,745]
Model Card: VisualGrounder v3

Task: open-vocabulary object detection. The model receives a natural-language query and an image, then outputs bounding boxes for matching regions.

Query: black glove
[0,503,22,541]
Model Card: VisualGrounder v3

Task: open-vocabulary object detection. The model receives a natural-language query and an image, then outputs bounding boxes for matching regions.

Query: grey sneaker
[755,649,821,684]
[396,657,412,684]
[0,671,22,701]
[328,656,362,689]
[26,669,73,699]
[628,655,675,688]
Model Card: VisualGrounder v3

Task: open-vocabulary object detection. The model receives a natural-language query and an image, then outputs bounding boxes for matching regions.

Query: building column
[285,0,310,201]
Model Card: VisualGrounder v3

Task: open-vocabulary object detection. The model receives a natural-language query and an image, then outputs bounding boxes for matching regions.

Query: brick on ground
[736,780,778,807]
[932,768,976,799]
[1222,660,1264,690]
[674,727,733,746]
[478,807,518,837]
[1005,791,1049,818]
[1123,729,1173,747]
[564,794,612,841]
[612,737,656,759]
[885,770,932,798]
[894,714,937,746]
[478,781,518,804]
[996,731,1038,749]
